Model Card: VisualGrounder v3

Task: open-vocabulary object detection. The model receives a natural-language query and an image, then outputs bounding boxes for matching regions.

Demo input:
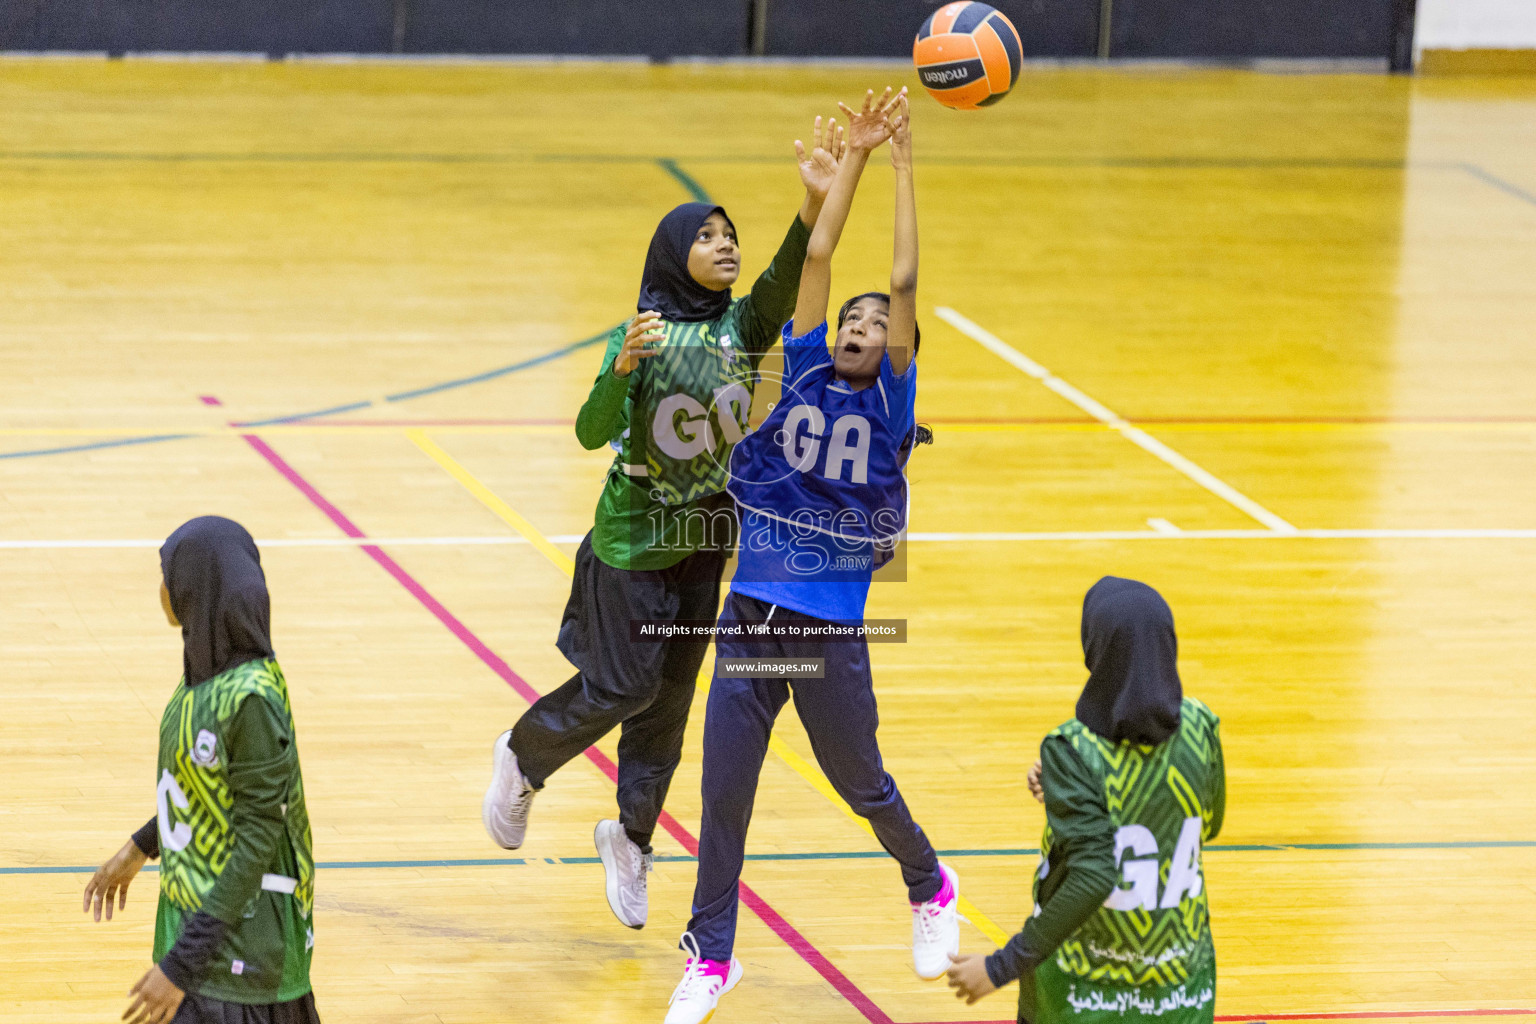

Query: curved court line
[404,429,1014,949]
[0,329,614,459]
[656,158,712,203]
[0,150,714,460]
[0,431,197,461]
[238,430,895,1024]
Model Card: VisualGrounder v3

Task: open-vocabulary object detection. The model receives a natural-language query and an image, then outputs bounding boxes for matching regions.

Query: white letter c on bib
[157,768,193,853]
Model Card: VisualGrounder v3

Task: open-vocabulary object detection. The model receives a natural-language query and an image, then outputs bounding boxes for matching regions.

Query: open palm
[795,114,846,200]
[838,87,904,152]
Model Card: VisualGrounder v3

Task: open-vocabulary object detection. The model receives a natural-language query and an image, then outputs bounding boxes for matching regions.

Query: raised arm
[574,321,653,451]
[791,88,901,338]
[739,114,844,354]
[886,93,917,376]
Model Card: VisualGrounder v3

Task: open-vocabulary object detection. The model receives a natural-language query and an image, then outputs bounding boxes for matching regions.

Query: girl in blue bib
[664,89,958,1024]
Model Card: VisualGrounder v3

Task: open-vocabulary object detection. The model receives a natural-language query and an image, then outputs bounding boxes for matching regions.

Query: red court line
[1215,1013,1536,1022]
[239,432,894,1024]
[920,1013,1536,1024]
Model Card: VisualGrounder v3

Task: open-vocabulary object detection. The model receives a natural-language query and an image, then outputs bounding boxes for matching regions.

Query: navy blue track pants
[686,591,942,961]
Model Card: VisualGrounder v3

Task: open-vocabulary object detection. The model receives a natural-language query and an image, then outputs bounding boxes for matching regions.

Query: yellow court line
[404,429,576,576]
[762,723,1013,946]
[410,432,1012,946]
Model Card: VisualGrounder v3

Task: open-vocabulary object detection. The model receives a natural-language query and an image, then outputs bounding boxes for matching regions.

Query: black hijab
[1076,576,1183,745]
[637,202,734,323]
[160,516,274,687]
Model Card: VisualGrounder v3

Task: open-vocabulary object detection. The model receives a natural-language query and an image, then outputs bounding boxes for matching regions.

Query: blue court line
[0,157,702,459]
[12,840,1534,876]
[383,327,616,402]
[0,330,613,458]
[1461,163,1536,209]
[231,400,375,429]
[228,330,615,428]
[656,158,713,203]
[0,432,197,461]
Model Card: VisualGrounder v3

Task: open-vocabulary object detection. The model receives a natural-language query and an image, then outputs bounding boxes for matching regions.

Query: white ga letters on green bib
[1103,816,1204,912]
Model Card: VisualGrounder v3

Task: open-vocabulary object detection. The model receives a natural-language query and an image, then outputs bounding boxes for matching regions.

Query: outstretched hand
[889,92,912,169]
[795,114,846,202]
[837,87,905,153]
[83,839,147,922]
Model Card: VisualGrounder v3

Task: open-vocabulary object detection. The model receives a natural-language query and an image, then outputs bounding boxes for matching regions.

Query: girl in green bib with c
[84,516,318,1024]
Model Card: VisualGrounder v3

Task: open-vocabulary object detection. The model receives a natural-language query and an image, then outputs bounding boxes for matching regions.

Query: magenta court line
[237,431,895,1024]
[923,1012,1536,1024]
[1215,1013,1536,1022]
[228,432,1532,1024]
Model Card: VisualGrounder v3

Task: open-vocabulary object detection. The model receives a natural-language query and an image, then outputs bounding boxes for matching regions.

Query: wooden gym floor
[2,57,1534,1024]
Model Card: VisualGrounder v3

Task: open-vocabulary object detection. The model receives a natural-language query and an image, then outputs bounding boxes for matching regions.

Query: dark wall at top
[0,0,1401,59]
[403,0,748,57]
[1106,0,1394,57]
[0,0,393,53]
[764,0,1100,58]
[0,0,749,57]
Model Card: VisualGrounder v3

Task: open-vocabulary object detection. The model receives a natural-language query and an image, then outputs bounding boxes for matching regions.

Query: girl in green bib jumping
[480,109,869,931]
[84,516,318,1024]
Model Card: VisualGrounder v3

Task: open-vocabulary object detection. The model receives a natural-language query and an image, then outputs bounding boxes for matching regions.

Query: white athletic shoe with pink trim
[912,862,961,980]
[664,933,743,1024]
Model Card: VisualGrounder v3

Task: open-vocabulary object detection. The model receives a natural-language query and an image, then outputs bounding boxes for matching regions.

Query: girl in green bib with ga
[84,516,318,1024]
[947,577,1226,1024]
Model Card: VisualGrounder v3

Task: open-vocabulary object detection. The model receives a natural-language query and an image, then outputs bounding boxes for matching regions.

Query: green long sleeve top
[200,696,295,924]
[985,736,1120,989]
[152,695,296,992]
[577,214,812,571]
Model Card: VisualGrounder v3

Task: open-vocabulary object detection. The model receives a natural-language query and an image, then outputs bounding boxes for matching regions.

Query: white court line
[935,306,1300,535]
[5,529,1536,551]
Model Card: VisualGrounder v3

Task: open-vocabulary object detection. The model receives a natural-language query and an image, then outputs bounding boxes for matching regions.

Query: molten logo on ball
[917,61,982,89]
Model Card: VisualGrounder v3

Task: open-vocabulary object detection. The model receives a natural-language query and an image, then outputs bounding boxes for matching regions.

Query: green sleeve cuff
[575,328,632,450]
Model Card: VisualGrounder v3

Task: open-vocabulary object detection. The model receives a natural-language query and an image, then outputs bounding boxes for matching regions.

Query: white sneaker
[595,819,652,928]
[481,730,535,849]
[912,862,961,980]
[664,933,742,1024]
